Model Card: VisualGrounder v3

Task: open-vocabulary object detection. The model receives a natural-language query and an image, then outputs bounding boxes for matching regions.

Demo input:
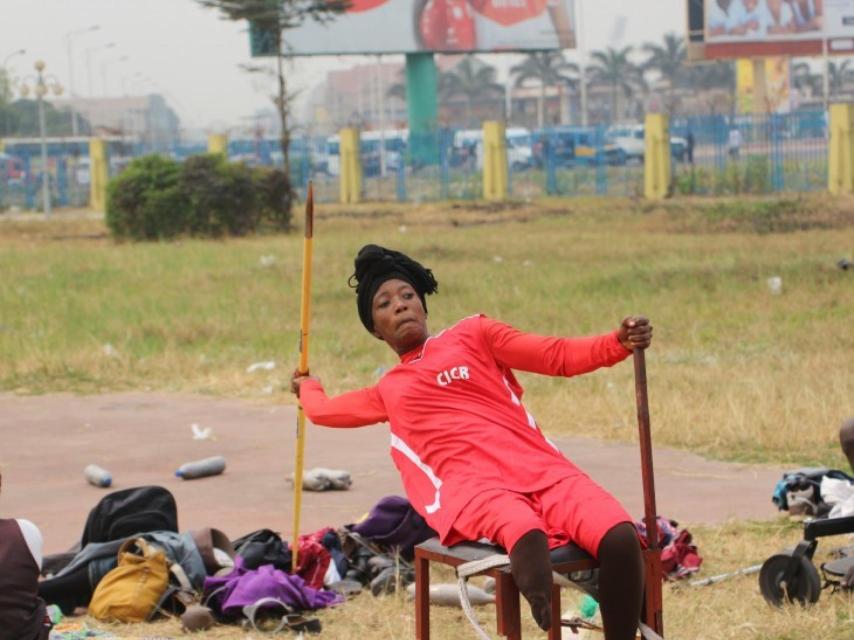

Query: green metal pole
[405,52,438,166]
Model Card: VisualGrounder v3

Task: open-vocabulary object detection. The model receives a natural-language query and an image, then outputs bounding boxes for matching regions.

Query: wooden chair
[414,350,664,639]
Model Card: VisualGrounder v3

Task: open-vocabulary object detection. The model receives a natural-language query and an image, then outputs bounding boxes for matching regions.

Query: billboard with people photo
[283,0,576,55]
[706,0,824,42]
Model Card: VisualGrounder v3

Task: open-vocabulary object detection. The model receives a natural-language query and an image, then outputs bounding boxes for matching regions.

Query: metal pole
[823,37,830,108]
[35,62,51,218]
[577,0,588,126]
[67,38,78,136]
[65,26,99,135]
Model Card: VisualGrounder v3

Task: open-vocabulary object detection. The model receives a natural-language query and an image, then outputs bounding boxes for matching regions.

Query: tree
[196,0,348,202]
[586,46,643,122]
[642,33,686,115]
[0,99,88,137]
[439,56,504,127]
[510,51,578,127]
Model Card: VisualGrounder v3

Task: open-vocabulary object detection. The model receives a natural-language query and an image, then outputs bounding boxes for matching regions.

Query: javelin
[292,182,314,570]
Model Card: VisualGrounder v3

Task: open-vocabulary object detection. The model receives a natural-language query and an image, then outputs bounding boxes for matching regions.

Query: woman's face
[371,278,429,355]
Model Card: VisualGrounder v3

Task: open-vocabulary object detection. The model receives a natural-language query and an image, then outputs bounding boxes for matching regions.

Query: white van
[452,127,532,170]
[324,129,408,177]
[605,124,688,163]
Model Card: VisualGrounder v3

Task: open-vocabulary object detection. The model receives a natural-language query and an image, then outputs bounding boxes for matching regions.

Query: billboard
[706,0,823,44]
[278,0,576,56]
[691,0,854,58]
[736,56,790,112]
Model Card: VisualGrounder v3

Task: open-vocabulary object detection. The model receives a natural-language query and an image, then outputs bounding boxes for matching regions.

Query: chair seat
[415,537,595,571]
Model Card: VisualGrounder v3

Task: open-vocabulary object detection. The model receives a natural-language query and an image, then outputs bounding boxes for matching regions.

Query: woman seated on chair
[291,245,652,640]
[0,472,50,640]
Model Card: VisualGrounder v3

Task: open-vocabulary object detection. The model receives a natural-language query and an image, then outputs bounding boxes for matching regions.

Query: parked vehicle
[532,127,627,168]
[451,127,533,171]
[605,124,688,163]
[0,153,26,184]
[324,129,407,177]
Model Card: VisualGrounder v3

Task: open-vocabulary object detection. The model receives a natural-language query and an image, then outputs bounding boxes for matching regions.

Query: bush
[106,153,294,241]
[106,156,188,240]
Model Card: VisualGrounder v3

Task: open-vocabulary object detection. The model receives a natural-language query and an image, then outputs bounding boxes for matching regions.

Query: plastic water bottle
[84,464,112,488]
[175,456,226,480]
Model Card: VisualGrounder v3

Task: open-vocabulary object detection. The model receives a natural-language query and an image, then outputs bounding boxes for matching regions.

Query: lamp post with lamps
[65,25,99,136]
[18,60,63,217]
[84,42,114,97]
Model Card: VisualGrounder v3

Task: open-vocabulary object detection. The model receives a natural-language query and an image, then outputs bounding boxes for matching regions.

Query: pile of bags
[39,487,437,634]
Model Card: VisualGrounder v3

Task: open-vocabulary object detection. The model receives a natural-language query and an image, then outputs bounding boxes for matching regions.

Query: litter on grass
[246,361,276,373]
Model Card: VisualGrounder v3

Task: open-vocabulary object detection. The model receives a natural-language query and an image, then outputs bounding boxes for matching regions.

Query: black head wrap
[349,244,438,333]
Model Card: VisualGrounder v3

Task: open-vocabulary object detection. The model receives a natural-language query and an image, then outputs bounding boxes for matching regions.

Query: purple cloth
[203,556,342,615]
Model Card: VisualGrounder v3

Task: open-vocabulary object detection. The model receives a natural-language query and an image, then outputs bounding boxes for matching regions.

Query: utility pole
[65,25,99,136]
[577,0,588,126]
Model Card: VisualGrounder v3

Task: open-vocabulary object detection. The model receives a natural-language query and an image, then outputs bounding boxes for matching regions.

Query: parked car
[605,124,688,163]
[532,127,627,168]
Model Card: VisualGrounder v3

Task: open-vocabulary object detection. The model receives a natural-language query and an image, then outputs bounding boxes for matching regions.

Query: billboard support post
[339,127,362,204]
[208,134,228,157]
[644,113,670,200]
[89,138,108,212]
[406,53,438,166]
[828,103,854,195]
[482,120,508,200]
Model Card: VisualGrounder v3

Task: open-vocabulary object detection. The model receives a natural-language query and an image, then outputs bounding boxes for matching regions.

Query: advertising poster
[283,0,576,55]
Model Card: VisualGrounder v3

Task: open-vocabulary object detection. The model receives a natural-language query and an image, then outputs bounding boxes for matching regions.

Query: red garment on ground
[296,528,333,590]
[300,315,630,548]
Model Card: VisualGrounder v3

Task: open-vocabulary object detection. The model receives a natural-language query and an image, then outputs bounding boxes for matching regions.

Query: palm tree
[586,46,643,122]
[439,56,504,127]
[510,51,579,127]
[642,33,686,115]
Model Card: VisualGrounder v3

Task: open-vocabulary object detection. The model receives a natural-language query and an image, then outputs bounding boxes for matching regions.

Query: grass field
[2,195,854,638]
[2,195,852,466]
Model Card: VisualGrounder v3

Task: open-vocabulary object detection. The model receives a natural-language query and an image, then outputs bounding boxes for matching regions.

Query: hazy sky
[0,0,685,131]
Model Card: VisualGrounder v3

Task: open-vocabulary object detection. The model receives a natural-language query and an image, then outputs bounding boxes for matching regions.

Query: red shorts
[447,474,632,558]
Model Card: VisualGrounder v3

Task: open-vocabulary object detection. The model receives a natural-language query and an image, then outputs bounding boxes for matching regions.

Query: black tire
[759,553,821,607]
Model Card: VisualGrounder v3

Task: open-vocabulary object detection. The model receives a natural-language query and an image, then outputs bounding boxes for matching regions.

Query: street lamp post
[65,25,99,136]
[19,60,63,218]
[2,49,26,137]
[84,42,115,97]
[101,55,128,97]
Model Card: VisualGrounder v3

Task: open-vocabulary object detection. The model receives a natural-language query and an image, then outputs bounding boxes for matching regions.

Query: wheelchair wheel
[759,553,821,606]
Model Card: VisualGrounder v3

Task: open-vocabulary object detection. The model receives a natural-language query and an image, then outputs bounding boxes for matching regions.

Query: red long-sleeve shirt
[299,315,631,542]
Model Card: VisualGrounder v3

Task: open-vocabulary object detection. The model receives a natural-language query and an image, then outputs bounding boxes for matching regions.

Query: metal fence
[0,110,831,212]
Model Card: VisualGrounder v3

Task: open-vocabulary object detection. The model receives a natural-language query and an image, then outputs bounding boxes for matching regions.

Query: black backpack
[81,485,178,547]
[231,529,292,573]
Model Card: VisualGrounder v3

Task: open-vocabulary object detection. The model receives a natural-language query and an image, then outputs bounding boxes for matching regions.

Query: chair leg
[495,572,522,640]
[415,553,430,640]
[548,583,562,640]
[642,549,664,636]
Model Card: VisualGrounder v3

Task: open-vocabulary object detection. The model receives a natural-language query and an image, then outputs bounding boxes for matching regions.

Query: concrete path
[0,392,788,554]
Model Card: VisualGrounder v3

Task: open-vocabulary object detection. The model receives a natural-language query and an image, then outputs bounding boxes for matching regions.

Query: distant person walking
[727,126,742,160]
[685,129,695,164]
